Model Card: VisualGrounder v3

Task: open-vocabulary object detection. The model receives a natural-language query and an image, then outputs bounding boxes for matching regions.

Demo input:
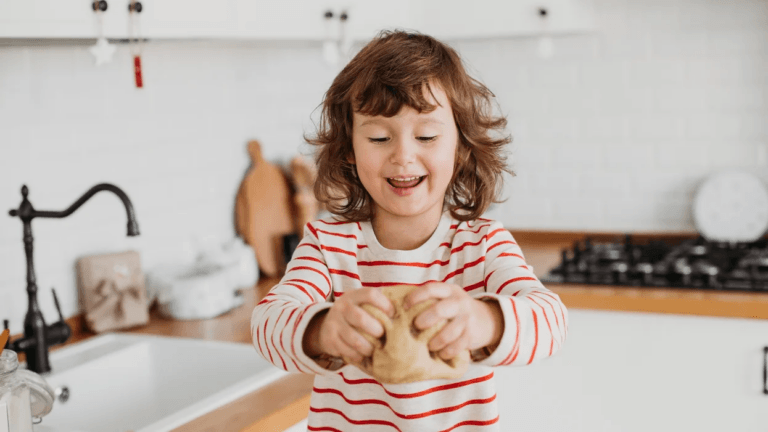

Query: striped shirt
[251,212,568,431]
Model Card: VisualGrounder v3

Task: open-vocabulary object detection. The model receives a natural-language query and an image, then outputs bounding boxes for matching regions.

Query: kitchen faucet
[3,183,140,374]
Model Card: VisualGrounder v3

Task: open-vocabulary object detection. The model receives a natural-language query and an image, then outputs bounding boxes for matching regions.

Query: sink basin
[32,333,286,432]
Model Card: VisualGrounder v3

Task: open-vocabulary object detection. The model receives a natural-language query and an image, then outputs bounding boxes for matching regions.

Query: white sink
[31,333,285,432]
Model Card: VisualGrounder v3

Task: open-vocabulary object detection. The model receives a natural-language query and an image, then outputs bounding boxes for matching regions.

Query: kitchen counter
[48,231,768,431]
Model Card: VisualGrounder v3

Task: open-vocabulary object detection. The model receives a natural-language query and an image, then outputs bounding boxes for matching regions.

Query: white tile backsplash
[1,0,768,329]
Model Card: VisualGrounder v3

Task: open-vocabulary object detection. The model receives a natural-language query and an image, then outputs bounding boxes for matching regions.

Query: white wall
[1,0,767,330]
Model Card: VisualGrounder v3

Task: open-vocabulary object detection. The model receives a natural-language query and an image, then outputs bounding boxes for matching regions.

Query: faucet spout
[6,183,140,374]
[18,183,140,236]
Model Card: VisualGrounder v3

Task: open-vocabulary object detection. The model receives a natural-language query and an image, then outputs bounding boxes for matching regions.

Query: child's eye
[417,136,437,142]
[368,137,389,143]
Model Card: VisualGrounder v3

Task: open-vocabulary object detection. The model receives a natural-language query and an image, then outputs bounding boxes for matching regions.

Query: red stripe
[360,279,438,288]
[440,416,500,432]
[285,277,328,298]
[358,258,450,268]
[284,283,314,302]
[485,228,507,241]
[298,243,321,252]
[329,268,360,280]
[450,238,484,254]
[321,245,357,257]
[290,306,316,373]
[530,291,567,338]
[296,256,325,265]
[498,252,524,260]
[442,256,485,281]
[286,267,331,293]
[307,223,319,239]
[529,292,562,343]
[463,280,485,291]
[530,296,555,355]
[495,277,538,294]
[337,371,494,398]
[484,270,496,288]
[263,316,274,365]
[527,309,539,365]
[312,387,496,419]
[357,244,368,249]
[270,309,288,370]
[281,308,302,371]
[309,407,402,432]
[317,219,351,226]
[316,229,358,239]
[307,427,343,432]
[487,240,515,252]
[502,299,521,365]
[455,223,491,235]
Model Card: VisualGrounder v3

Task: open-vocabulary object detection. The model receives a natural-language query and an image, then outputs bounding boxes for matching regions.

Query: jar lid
[15,369,55,418]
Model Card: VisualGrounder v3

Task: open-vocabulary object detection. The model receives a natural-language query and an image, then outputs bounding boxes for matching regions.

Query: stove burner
[542,235,768,292]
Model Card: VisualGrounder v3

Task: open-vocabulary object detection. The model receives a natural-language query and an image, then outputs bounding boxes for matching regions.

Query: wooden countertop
[42,231,768,431]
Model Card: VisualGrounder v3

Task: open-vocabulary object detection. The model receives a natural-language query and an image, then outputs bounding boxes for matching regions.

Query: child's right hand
[314,288,394,364]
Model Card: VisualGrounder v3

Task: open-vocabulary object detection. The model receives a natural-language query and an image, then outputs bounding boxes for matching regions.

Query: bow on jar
[85,264,143,329]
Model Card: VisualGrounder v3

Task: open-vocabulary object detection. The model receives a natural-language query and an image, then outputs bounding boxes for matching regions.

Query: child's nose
[389,137,418,166]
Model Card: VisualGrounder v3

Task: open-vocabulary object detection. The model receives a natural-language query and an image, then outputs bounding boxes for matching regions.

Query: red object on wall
[133,55,143,88]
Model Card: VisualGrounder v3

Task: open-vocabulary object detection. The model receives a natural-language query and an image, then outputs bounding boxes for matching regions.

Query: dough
[344,285,470,384]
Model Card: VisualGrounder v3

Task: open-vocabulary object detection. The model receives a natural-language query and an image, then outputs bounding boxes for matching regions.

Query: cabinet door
[235,0,411,42]
[137,0,237,38]
[494,310,768,432]
[236,0,331,40]
[411,0,594,40]
[0,0,127,38]
[340,0,412,42]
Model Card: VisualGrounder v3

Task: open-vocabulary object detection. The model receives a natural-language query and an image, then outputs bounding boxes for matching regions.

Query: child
[251,30,568,431]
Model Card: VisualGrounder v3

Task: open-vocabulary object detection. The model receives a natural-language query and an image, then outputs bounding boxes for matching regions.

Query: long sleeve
[472,221,568,367]
[250,222,337,375]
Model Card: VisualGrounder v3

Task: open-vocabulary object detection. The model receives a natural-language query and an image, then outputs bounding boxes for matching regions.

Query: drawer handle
[764,346,768,395]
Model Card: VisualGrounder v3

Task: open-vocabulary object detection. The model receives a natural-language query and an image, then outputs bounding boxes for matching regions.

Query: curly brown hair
[306,30,513,222]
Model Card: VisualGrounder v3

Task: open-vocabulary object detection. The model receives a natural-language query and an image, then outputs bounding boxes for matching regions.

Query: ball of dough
[344,285,470,384]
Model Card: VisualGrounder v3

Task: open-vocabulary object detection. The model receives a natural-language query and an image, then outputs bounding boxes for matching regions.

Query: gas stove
[541,235,768,292]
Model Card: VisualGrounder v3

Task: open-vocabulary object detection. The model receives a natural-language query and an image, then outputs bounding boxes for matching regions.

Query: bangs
[351,79,443,117]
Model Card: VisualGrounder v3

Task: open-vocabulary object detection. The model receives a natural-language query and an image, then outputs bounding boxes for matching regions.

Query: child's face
[350,84,458,223]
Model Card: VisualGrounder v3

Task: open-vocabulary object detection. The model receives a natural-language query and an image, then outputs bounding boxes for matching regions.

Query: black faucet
[3,183,140,374]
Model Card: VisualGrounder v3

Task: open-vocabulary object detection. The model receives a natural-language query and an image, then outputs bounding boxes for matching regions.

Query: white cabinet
[235,0,411,42]
[0,0,128,38]
[138,0,237,38]
[411,0,594,40]
[495,310,768,432]
[0,0,592,41]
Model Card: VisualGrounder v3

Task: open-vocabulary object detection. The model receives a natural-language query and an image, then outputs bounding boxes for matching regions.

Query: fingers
[413,296,462,330]
[345,304,385,338]
[338,326,375,360]
[428,313,468,352]
[355,288,395,318]
[403,282,454,310]
[436,325,470,361]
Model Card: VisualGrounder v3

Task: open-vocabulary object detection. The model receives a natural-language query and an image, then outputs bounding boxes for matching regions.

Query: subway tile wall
[1,0,767,329]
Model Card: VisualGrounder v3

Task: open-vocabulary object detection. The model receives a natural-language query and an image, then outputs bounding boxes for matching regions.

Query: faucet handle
[52,287,65,323]
[47,288,71,347]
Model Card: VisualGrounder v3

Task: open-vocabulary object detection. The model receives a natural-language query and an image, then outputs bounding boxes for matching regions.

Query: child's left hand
[403,282,503,361]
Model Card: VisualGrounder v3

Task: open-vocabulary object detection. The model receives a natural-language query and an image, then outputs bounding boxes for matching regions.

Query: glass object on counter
[0,350,55,432]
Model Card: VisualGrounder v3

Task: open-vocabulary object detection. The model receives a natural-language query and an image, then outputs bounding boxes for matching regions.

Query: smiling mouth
[387,176,427,188]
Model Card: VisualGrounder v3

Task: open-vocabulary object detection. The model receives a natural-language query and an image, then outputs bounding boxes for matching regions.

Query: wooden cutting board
[236,140,295,278]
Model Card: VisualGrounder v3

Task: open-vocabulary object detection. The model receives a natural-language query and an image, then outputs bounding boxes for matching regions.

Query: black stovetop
[541,235,768,292]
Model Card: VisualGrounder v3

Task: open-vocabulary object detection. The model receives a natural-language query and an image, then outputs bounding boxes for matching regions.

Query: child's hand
[403,282,503,361]
[317,288,395,363]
